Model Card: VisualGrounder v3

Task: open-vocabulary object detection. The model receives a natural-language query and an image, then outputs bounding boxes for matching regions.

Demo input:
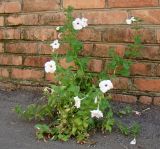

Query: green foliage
[117,122,141,137]
[15,7,143,143]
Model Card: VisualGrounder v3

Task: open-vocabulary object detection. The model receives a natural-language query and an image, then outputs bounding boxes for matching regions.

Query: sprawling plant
[15,7,142,143]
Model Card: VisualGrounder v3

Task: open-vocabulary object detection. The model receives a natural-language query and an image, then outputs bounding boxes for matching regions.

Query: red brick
[6,42,38,54]
[139,46,160,60]
[0,43,4,53]
[112,77,129,90]
[0,17,4,26]
[78,28,101,41]
[139,96,152,105]
[4,1,21,13]
[92,44,125,57]
[63,0,105,9]
[0,68,9,78]
[24,56,50,67]
[21,27,57,41]
[112,94,137,103]
[131,63,152,76]
[108,0,158,8]
[131,9,160,24]
[23,0,60,12]
[0,54,22,65]
[153,97,160,106]
[134,79,160,92]
[102,27,155,43]
[88,59,103,73]
[59,58,76,69]
[83,10,128,25]
[11,68,44,80]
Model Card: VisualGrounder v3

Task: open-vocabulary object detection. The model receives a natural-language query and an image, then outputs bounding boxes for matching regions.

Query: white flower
[44,60,56,73]
[91,109,103,119]
[56,26,60,31]
[94,96,98,104]
[72,18,83,30]
[130,138,136,145]
[126,18,132,24]
[126,17,137,24]
[99,80,113,93]
[131,17,136,22]
[81,17,88,27]
[74,96,81,108]
[50,40,60,49]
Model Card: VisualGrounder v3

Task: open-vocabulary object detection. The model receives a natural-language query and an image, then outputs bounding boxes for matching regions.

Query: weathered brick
[38,12,65,25]
[39,43,93,56]
[24,56,50,67]
[102,27,156,43]
[131,63,152,76]
[139,96,152,105]
[112,94,137,103]
[156,64,160,76]
[78,28,101,41]
[6,42,38,54]
[0,68,9,78]
[108,0,158,8]
[156,29,160,43]
[21,27,57,41]
[79,44,93,56]
[45,73,56,82]
[0,16,4,26]
[138,46,160,60]
[59,58,76,69]
[83,10,128,25]
[0,54,22,65]
[63,0,105,9]
[0,43,4,53]
[153,97,160,106]
[6,14,38,26]
[0,28,21,40]
[6,12,65,26]
[112,77,129,90]
[134,79,160,92]
[23,0,60,12]
[11,68,44,80]
[88,59,103,73]
[4,1,21,13]
[131,9,160,24]
[92,44,125,57]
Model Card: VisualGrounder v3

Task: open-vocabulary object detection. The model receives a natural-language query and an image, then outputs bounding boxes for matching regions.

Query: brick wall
[0,0,160,106]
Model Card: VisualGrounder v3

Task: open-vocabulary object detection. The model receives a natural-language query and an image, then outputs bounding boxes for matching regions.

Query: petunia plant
[15,7,142,143]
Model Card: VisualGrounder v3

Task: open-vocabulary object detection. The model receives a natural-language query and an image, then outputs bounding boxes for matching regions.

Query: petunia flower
[50,40,60,49]
[56,26,60,31]
[91,109,103,119]
[99,80,113,93]
[72,18,83,30]
[126,17,137,24]
[130,138,136,145]
[74,96,81,108]
[81,17,88,27]
[44,60,56,73]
